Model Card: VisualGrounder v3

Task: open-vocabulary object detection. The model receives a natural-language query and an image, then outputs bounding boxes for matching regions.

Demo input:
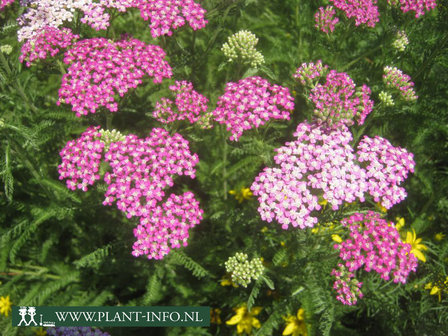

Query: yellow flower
[221,275,239,288]
[226,304,262,335]
[395,217,405,231]
[229,187,253,203]
[405,229,428,262]
[0,295,12,317]
[318,197,328,210]
[331,234,343,243]
[435,232,445,241]
[211,308,222,325]
[35,327,47,336]
[283,308,307,336]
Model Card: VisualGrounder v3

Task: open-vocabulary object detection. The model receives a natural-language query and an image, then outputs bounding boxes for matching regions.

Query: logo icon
[17,306,38,326]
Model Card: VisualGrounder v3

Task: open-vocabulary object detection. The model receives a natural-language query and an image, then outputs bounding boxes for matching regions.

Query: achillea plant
[134,0,208,38]
[19,27,79,67]
[59,127,203,259]
[392,30,409,52]
[213,76,294,141]
[315,6,340,33]
[294,62,373,127]
[332,212,419,304]
[357,135,415,209]
[330,0,380,27]
[57,37,172,116]
[388,0,437,17]
[383,66,418,101]
[0,0,14,10]
[152,80,209,125]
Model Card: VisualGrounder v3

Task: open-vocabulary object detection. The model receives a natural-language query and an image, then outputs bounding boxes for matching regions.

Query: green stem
[2,268,60,280]
[339,44,382,72]
[221,125,228,200]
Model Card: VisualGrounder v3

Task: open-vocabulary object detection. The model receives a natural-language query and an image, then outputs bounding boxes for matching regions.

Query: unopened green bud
[221,30,265,68]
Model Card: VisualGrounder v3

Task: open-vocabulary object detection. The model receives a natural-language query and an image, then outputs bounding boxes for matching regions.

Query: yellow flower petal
[411,249,426,262]
[252,317,261,328]
[250,306,262,315]
[430,286,440,296]
[283,322,298,335]
[226,314,242,325]
[332,234,342,243]
[297,308,305,321]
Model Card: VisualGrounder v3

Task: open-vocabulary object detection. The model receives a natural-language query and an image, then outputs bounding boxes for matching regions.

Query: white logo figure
[27,307,38,326]
[17,307,28,326]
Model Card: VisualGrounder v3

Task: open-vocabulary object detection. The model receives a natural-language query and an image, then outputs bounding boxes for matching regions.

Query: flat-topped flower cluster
[19,27,79,67]
[332,212,418,304]
[57,37,172,116]
[153,80,209,125]
[16,0,207,41]
[58,127,203,260]
[251,122,415,229]
[294,61,374,127]
[213,76,295,141]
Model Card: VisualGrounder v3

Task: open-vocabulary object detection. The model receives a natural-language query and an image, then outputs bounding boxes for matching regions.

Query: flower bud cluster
[331,264,363,305]
[47,327,110,336]
[379,91,395,106]
[308,69,374,127]
[388,0,437,18]
[392,30,409,52]
[314,6,339,33]
[57,37,172,116]
[59,127,203,260]
[252,122,415,229]
[357,135,415,209]
[335,212,418,285]
[293,60,328,86]
[0,45,13,55]
[135,0,208,38]
[225,252,264,288]
[383,66,417,101]
[330,0,380,27]
[0,0,14,10]
[99,128,126,151]
[153,81,209,125]
[19,27,79,67]
[221,30,265,68]
[213,76,294,141]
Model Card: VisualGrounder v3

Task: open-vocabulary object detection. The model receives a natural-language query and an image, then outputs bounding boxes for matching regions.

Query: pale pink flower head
[0,0,14,10]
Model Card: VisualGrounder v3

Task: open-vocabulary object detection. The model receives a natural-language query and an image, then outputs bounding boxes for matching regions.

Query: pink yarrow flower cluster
[134,0,208,38]
[57,37,172,116]
[307,68,374,127]
[19,27,79,67]
[315,6,340,33]
[58,126,104,192]
[59,127,203,260]
[332,212,418,304]
[0,0,14,10]
[330,0,380,27]
[383,66,418,101]
[331,264,363,305]
[389,0,437,17]
[251,122,367,229]
[153,81,209,124]
[357,136,415,209]
[213,76,294,141]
